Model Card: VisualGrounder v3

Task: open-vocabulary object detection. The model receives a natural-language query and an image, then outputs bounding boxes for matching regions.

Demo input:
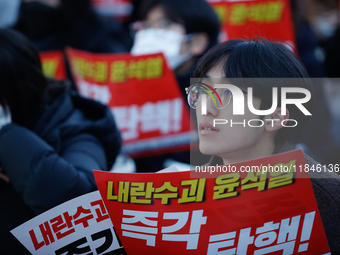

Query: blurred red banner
[210,0,296,48]
[66,48,194,158]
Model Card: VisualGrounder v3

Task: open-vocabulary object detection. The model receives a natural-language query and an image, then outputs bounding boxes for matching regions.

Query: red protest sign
[210,0,296,47]
[39,51,67,81]
[94,150,330,254]
[66,48,193,158]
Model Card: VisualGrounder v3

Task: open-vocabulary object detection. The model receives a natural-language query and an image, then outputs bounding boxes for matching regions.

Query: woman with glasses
[186,38,340,253]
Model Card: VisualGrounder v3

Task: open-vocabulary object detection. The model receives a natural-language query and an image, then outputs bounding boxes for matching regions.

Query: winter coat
[0,83,121,254]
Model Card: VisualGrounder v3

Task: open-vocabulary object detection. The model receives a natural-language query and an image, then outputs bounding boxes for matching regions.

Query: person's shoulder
[40,80,118,140]
[304,153,340,179]
[304,154,340,253]
[69,90,112,121]
[304,153,340,206]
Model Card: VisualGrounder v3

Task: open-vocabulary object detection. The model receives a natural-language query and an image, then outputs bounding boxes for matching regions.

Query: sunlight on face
[196,65,267,161]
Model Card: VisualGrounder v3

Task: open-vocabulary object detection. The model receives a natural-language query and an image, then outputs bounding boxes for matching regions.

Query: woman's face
[141,5,190,55]
[143,6,186,35]
[196,65,268,161]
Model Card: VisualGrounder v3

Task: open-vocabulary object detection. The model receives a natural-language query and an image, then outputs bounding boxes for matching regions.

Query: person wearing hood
[131,0,220,98]
[130,0,220,172]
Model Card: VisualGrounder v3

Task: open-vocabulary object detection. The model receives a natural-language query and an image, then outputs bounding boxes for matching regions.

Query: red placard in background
[66,48,194,158]
[39,51,67,81]
[209,0,296,48]
[94,150,330,255]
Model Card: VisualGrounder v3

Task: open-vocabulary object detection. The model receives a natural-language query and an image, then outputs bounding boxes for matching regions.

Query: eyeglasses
[131,19,175,32]
[185,83,233,109]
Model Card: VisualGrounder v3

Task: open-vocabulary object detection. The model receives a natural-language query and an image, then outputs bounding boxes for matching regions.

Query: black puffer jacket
[0,82,121,254]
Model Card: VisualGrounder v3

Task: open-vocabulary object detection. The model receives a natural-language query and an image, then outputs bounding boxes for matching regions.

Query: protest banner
[66,48,194,158]
[209,0,296,47]
[39,51,67,81]
[94,150,330,254]
[11,191,126,255]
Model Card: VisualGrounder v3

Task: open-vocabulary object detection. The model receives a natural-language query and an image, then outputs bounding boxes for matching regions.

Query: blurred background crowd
[0,0,338,174]
[0,0,339,167]
[0,0,338,168]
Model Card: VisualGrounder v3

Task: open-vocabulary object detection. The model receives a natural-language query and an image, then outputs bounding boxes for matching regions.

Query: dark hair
[194,38,314,145]
[138,0,220,51]
[0,29,47,129]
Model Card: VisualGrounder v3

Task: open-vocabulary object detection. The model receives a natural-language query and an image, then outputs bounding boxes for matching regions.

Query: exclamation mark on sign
[298,211,316,252]
[172,98,182,132]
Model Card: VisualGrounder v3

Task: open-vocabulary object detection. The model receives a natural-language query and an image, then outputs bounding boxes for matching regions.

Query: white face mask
[131,28,192,70]
[0,105,11,129]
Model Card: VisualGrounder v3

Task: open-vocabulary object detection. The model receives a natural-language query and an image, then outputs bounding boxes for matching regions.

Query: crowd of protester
[0,0,339,254]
